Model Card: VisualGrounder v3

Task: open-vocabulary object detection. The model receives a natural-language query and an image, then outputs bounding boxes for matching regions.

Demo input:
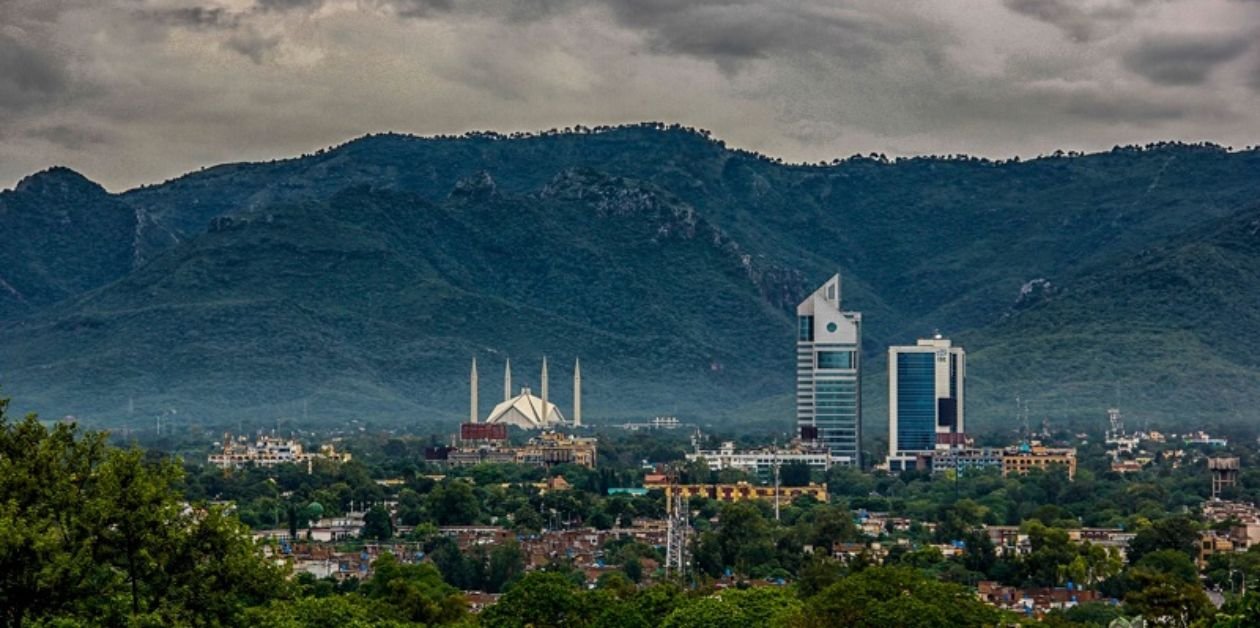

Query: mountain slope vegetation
[1,125,1258,430]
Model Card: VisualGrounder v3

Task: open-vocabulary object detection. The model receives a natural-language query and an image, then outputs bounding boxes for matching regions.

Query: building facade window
[817,350,854,369]
[896,352,937,452]
[798,316,815,341]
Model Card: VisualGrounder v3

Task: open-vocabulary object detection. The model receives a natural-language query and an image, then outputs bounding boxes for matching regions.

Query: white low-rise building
[209,434,351,469]
[686,441,846,474]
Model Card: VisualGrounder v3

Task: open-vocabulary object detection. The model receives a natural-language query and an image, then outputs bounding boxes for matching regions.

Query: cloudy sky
[2,0,1258,190]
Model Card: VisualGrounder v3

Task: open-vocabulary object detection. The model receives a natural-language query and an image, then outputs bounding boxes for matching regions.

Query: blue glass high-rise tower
[887,336,966,471]
[796,274,862,467]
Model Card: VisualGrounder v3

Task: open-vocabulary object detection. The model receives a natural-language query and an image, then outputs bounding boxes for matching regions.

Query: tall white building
[796,274,862,467]
[887,336,966,472]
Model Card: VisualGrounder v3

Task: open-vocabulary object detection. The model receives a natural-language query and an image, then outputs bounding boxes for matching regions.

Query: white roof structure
[485,387,566,429]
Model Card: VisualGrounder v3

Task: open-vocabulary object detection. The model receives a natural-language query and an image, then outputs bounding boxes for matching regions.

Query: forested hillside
[2,125,1258,429]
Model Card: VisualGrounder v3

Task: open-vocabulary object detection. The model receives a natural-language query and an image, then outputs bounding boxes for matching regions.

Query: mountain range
[2,124,1259,437]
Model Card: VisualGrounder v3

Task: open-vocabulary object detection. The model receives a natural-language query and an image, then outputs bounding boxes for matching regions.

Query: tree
[623,557,643,583]
[480,571,593,628]
[1134,549,1199,585]
[1021,521,1076,586]
[796,557,848,598]
[1213,591,1260,627]
[0,401,288,626]
[244,595,410,628]
[807,505,859,548]
[1051,601,1123,626]
[715,502,774,575]
[486,541,526,593]
[662,588,801,628]
[362,505,394,541]
[1128,516,1198,564]
[427,536,478,590]
[798,566,1007,627]
[359,552,467,624]
[426,480,481,525]
[1124,569,1215,627]
[513,504,545,533]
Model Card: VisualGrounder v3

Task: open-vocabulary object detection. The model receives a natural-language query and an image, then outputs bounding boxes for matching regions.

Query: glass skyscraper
[796,274,862,467]
[887,336,966,471]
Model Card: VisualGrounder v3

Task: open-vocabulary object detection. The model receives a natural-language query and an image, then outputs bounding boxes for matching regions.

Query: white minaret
[470,357,479,424]
[504,358,512,402]
[573,358,582,427]
[541,356,549,425]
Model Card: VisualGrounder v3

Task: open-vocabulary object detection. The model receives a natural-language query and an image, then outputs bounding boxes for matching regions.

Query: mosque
[469,357,581,430]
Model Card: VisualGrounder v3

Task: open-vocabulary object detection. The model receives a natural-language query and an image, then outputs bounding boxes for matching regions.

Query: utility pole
[773,449,782,522]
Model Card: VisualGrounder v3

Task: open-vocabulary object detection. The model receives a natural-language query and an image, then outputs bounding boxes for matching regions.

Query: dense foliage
[8,393,1260,626]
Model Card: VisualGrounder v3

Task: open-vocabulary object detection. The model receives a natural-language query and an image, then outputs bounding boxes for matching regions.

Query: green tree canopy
[0,400,288,626]
[480,571,593,628]
[797,566,1007,628]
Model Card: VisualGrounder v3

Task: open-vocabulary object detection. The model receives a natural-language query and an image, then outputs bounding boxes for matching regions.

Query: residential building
[888,336,965,472]
[685,440,849,475]
[209,434,351,469]
[1199,531,1235,568]
[440,431,598,468]
[643,476,829,514]
[796,274,862,466]
[1001,443,1077,479]
[931,447,1002,475]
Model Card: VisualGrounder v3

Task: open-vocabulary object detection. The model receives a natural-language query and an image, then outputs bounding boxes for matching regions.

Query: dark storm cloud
[0,33,72,109]
[224,30,283,64]
[24,124,109,150]
[142,6,241,30]
[1001,0,1155,42]
[388,0,456,18]
[379,0,577,23]
[255,0,326,11]
[1123,34,1252,85]
[134,5,287,64]
[380,0,936,68]
[596,0,939,71]
[0,0,1256,191]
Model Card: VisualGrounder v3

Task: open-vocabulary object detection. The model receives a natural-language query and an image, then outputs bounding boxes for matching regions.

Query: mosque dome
[485,387,566,429]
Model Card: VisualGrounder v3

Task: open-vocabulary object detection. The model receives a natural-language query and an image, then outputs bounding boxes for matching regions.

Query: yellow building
[643,476,828,513]
[517,431,598,468]
[1002,443,1077,480]
[1199,531,1235,569]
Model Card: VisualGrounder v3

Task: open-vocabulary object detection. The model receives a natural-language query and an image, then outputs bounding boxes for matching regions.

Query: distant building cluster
[433,354,597,467]
[791,275,1080,477]
[1102,408,1220,474]
[209,434,351,470]
[1198,499,1260,568]
[615,416,684,431]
